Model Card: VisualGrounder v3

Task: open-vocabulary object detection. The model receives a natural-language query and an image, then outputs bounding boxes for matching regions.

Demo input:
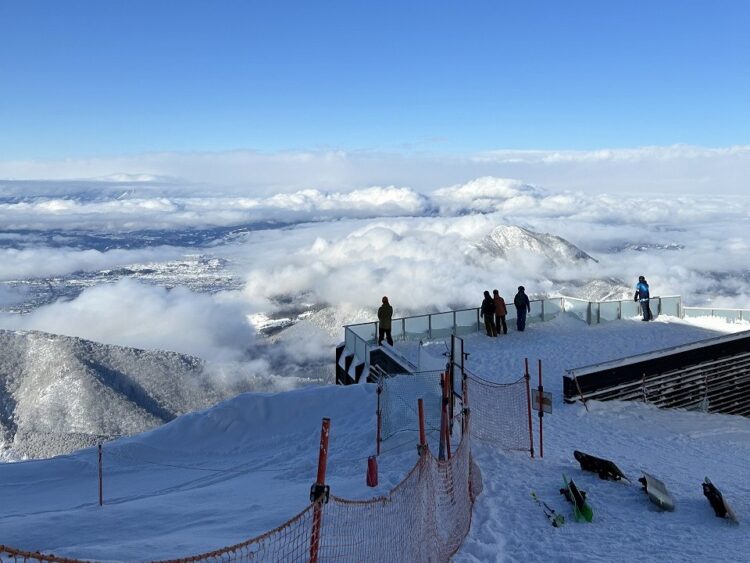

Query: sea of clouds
[0,148,748,384]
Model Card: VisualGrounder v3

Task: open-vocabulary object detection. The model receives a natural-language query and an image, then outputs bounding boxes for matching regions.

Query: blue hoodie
[635,281,650,301]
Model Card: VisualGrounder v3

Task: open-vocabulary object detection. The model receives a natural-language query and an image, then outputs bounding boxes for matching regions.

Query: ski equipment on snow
[531,491,565,527]
[702,477,738,523]
[574,450,630,482]
[560,474,593,522]
[638,472,675,511]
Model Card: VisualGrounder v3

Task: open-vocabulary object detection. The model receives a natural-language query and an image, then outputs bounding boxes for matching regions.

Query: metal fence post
[453,311,457,335]
[428,314,432,339]
[541,300,545,321]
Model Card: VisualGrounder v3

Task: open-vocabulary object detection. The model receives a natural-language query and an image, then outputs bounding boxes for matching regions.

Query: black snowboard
[574,450,629,482]
[560,474,593,522]
[703,477,738,523]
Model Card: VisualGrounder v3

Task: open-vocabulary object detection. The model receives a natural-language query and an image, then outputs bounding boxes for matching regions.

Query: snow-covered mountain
[553,278,631,302]
[0,329,247,460]
[476,225,598,265]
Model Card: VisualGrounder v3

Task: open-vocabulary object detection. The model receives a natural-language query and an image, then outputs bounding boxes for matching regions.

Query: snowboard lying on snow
[703,477,739,523]
[560,474,593,522]
[574,450,630,482]
[639,472,675,511]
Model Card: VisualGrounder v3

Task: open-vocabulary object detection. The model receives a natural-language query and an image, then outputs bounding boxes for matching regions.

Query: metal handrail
[683,306,750,311]
[340,294,749,379]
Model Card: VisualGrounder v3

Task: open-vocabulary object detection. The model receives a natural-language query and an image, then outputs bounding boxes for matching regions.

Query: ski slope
[1,315,749,561]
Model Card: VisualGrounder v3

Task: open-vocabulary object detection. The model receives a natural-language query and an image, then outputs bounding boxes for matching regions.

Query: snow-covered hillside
[0,329,301,460]
[2,315,749,561]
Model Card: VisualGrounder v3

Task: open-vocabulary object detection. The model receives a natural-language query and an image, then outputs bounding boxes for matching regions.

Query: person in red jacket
[492,289,508,335]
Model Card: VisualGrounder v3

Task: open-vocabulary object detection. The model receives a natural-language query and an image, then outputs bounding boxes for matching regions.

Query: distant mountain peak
[477,225,598,265]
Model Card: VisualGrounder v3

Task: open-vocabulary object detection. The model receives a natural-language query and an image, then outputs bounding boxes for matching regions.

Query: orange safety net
[466,372,532,453]
[379,366,532,455]
[0,427,480,563]
[319,436,479,561]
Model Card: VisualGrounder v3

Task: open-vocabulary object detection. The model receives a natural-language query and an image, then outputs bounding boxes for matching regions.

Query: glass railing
[343,297,576,369]
[683,307,749,323]
[340,294,722,372]
[564,297,591,323]
[542,298,564,321]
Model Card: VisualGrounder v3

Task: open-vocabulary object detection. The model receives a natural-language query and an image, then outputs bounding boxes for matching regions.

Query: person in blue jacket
[634,276,653,321]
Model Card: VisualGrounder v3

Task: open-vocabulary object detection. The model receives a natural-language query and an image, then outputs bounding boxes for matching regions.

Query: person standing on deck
[514,286,531,331]
[481,291,497,337]
[493,289,508,335]
[634,276,653,321]
[378,296,394,345]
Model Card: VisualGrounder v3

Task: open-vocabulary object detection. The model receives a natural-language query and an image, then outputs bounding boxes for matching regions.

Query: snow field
[1,314,749,561]
[448,316,750,562]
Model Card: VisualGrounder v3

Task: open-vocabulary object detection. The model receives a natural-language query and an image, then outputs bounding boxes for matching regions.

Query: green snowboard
[561,474,594,522]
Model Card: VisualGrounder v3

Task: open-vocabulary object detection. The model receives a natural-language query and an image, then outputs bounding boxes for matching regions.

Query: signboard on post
[532,389,553,414]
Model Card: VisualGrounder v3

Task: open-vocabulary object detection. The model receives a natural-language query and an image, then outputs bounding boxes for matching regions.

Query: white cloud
[0,247,186,281]
[0,280,255,362]
[0,185,430,231]
[1,171,749,376]
[1,144,749,196]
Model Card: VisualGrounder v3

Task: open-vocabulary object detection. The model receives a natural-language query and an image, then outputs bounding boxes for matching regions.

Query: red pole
[98,443,103,507]
[461,338,468,434]
[538,359,544,459]
[438,374,447,461]
[376,386,382,456]
[462,370,468,434]
[443,371,452,460]
[309,418,330,563]
[524,358,535,459]
[417,398,427,455]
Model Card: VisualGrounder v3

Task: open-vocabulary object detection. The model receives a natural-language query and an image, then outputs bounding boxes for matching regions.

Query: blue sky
[1,0,748,159]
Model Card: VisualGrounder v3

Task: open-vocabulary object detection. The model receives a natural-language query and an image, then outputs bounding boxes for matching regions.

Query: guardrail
[682,306,750,323]
[562,330,750,416]
[341,295,684,378]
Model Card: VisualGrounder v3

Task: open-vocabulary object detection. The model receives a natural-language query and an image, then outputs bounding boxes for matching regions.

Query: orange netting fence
[1,335,534,562]
[378,367,533,456]
[0,399,480,563]
[465,370,533,454]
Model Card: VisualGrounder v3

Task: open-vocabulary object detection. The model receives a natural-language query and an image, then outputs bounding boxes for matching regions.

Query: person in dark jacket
[634,276,653,321]
[492,289,508,335]
[513,286,531,331]
[378,296,394,345]
[480,290,497,337]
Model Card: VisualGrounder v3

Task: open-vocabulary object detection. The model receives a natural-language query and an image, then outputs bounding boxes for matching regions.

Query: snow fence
[380,368,533,455]
[0,415,481,563]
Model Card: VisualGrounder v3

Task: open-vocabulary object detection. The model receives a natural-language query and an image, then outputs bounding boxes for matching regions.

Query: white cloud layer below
[0,172,748,370]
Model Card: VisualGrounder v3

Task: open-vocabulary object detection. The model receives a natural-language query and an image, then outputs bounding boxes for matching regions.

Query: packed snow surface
[1,315,749,561]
